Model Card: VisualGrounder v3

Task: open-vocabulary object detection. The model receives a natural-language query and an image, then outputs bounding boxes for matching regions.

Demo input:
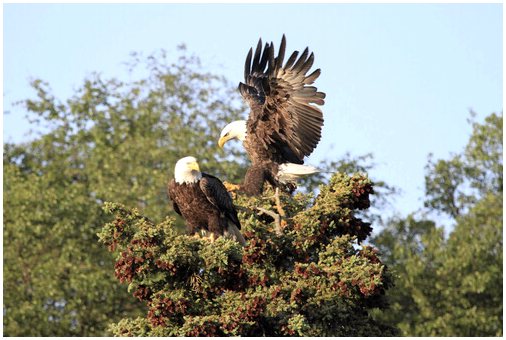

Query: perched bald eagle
[219,35,324,195]
[167,156,246,246]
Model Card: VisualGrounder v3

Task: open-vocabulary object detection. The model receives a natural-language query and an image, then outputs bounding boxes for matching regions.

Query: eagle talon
[223,181,241,192]
[197,230,217,243]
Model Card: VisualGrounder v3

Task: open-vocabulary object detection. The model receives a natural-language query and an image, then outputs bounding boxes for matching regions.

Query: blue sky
[3,3,503,222]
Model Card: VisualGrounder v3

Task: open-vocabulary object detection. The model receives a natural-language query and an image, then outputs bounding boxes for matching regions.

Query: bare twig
[257,207,282,236]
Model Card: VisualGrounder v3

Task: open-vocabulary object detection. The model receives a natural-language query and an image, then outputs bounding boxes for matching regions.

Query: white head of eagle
[218,120,247,148]
[174,156,203,184]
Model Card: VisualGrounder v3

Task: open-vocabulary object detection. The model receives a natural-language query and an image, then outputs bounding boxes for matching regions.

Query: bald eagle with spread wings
[167,156,246,246]
[219,35,325,195]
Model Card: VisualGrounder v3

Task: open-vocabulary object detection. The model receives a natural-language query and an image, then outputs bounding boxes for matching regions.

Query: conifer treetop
[98,172,398,336]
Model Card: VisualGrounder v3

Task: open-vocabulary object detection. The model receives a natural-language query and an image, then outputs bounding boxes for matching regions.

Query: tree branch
[256,207,282,236]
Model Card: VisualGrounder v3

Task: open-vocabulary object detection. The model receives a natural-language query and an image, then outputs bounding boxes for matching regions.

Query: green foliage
[3,160,141,336]
[98,173,398,336]
[3,48,247,336]
[303,152,399,224]
[372,112,503,336]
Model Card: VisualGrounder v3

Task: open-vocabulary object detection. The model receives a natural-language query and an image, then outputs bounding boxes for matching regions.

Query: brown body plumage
[167,157,245,245]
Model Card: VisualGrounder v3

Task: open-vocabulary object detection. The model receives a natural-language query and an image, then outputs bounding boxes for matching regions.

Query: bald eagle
[167,156,246,246]
[219,35,325,195]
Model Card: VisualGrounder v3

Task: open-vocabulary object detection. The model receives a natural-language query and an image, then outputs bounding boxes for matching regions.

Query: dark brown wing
[199,173,241,229]
[167,179,182,216]
[239,35,325,164]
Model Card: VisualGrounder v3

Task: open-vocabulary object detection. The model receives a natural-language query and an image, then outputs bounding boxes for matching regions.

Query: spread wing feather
[239,35,325,164]
[199,174,241,229]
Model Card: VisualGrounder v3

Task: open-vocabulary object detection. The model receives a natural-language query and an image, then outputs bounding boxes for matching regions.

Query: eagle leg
[192,230,209,240]
[200,231,216,243]
[275,187,286,217]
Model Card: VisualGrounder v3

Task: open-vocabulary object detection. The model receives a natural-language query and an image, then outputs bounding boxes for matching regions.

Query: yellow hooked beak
[189,161,200,172]
[218,135,231,149]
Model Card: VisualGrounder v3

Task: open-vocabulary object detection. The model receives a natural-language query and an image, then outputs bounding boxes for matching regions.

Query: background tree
[424,112,502,218]
[371,112,503,336]
[3,47,247,336]
[98,173,398,336]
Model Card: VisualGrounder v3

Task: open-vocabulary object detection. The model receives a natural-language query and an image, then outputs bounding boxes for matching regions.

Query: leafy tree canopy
[424,112,502,219]
[372,112,503,336]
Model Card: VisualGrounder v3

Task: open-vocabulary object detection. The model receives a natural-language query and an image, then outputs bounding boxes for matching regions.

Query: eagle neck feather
[175,171,202,185]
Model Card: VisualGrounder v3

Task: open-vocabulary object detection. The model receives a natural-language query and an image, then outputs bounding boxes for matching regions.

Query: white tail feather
[277,163,320,183]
